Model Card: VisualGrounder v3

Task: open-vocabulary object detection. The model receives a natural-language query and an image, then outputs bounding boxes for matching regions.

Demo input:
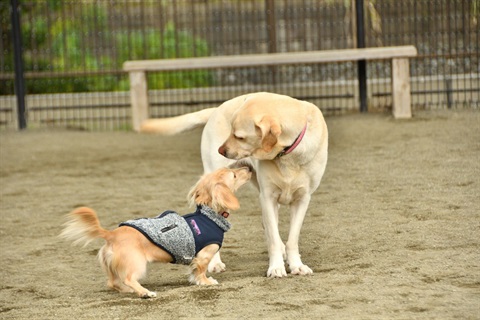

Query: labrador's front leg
[260,192,287,278]
[286,195,313,275]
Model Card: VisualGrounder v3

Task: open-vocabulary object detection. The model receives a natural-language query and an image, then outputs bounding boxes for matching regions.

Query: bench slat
[124,45,418,127]
[123,46,417,72]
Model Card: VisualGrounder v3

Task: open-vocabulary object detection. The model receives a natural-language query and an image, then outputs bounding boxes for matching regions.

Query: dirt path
[1,110,479,319]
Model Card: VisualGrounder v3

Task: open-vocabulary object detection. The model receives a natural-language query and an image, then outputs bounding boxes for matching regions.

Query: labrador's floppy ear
[255,116,282,152]
[211,183,240,211]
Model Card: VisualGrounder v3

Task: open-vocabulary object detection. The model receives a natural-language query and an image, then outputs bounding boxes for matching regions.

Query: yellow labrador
[141,92,328,278]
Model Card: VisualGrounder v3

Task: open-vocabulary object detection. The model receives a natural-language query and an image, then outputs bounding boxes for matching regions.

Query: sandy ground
[0,110,479,319]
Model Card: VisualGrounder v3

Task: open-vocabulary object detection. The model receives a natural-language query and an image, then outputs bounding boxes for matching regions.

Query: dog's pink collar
[276,123,307,158]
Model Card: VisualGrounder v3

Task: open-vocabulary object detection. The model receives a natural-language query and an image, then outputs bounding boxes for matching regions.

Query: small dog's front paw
[208,261,226,273]
[196,276,219,286]
[290,264,313,276]
[206,277,219,285]
[140,291,157,299]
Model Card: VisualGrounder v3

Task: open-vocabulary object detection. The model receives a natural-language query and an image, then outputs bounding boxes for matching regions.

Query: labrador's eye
[233,173,237,178]
[234,134,244,140]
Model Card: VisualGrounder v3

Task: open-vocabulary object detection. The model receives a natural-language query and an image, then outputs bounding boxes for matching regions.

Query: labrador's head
[218,111,282,161]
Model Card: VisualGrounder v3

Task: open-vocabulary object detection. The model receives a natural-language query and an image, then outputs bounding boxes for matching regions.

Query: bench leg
[129,71,149,131]
[391,58,412,119]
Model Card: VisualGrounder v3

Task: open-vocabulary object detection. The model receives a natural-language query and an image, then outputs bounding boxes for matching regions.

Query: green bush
[115,23,214,90]
[2,3,213,94]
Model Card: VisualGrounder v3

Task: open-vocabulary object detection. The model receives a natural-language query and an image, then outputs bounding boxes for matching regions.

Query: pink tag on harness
[189,219,201,235]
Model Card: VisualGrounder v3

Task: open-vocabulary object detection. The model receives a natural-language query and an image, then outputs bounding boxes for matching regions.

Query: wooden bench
[124,45,417,131]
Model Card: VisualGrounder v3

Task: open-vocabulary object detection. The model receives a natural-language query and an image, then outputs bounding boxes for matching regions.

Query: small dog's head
[187,167,252,213]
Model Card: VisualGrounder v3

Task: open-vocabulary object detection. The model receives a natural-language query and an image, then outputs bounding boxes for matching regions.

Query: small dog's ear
[212,183,240,211]
[188,177,212,207]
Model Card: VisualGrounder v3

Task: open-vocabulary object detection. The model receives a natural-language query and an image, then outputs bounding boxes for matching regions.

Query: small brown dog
[60,167,251,298]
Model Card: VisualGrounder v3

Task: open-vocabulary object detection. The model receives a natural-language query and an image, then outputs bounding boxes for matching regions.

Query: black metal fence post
[356,0,367,113]
[10,0,27,130]
[265,0,277,84]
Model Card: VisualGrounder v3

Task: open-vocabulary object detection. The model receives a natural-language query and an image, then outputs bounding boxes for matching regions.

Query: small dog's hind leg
[123,274,156,299]
[99,246,134,293]
[119,253,156,298]
[108,276,134,293]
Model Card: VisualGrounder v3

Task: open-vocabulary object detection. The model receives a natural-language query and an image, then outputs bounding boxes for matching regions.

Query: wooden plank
[129,71,149,131]
[391,58,412,119]
[123,46,417,71]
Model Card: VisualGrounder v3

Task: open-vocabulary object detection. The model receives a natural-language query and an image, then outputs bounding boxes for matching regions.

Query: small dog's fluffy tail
[139,107,216,135]
[60,207,110,246]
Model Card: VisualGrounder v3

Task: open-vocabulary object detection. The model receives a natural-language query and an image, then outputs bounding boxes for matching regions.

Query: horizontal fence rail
[1,73,477,130]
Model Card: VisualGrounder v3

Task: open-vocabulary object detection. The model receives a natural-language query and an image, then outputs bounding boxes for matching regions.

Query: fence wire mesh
[1,0,478,130]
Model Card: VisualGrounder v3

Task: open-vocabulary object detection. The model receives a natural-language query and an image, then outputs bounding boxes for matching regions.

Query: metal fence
[1,0,479,130]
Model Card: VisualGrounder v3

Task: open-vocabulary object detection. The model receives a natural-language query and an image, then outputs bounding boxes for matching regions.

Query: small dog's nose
[218,145,226,156]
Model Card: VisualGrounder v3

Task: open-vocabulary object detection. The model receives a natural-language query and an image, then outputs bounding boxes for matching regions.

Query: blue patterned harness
[119,205,231,265]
